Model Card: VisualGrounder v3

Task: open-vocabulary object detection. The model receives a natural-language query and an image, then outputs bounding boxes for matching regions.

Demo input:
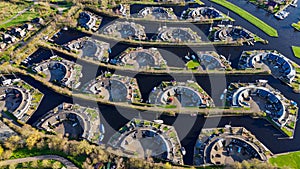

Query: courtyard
[211,25,262,45]
[194,126,268,166]
[32,56,83,89]
[108,118,184,164]
[238,50,296,84]
[185,51,231,71]
[36,103,103,144]
[180,7,225,21]
[148,80,214,108]
[114,47,167,69]
[82,72,141,103]
[101,21,146,40]
[0,78,43,122]
[226,80,298,137]
[136,7,177,20]
[64,37,110,62]
[154,27,201,43]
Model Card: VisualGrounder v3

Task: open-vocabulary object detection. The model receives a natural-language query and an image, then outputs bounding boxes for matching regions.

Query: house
[31,17,44,25]
[23,23,33,30]
[3,34,16,43]
[78,12,96,30]
[16,29,26,38]
[10,27,26,38]
[0,42,6,49]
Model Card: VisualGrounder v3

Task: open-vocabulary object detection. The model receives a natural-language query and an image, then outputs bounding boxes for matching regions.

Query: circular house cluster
[32,56,82,89]
[180,7,224,21]
[213,25,253,43]
[0,86,27,120]
[238,51,296,84]
[198,53,226,70]
[226,80,293,127]
[113,47,167,69]
[148,80,214,108]
[63,37,110,62]
[194,126,268,166]
[82,72,141,103]
[101,21,146,40]
[78,11,101,31]
[0,78,43,122]
[154,26,201,43]
[184,51,231,71]
[108,118,184,164]
[36,103,103,143]
[136,7,177,20]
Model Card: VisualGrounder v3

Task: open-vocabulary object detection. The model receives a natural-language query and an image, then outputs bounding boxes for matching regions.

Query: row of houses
[0,17,44,50]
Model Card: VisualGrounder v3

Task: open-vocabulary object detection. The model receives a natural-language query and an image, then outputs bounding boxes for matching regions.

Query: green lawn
[0,1,31,25]
[0,3,54,29]
[0,11,39,29]
[210,0,278,37]
[158,104,177,108]
[194,0,205,5]
[292,22,300,31]
[269,151,300,168]
[186,60,200,69]
[11,147,85,168]
[292,46,300,58]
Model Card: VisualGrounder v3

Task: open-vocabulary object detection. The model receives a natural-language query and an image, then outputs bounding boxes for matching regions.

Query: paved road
[0,155,78,169]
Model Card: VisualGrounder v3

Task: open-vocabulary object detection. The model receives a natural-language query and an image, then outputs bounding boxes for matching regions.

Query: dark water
[22,57,300,165]
[201,0,300,64]
[22,72,300,165]
[23,0,300,165]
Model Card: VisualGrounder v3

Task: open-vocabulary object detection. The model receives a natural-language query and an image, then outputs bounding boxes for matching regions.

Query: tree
[52,161,62,169]
[5,135,22,151]
[241,160,251,169]
[8,163,17,169]
[164,162,172,169]
[0,145,4,156]
[31,160,39,168]
[41,159,52,168]
[26,132,42,150]
[1,150,12,160]
[257,0,264,5]
[268,6,274,13]
[22,162,30,168]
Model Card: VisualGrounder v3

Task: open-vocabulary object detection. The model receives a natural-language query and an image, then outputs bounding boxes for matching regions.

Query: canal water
[22,72,300,165]
[22,0,300,165]
[22,52,300,165]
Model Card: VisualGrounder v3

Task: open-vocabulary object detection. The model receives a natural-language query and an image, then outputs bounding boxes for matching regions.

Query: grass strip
[210,0,278,37]
[292,46,300,58]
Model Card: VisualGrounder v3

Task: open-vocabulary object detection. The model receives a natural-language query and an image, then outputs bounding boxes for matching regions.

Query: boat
[274,11,290,20]
[184,55,190,60]
[153,120,164,124]
[100,124,105,134]
[181,147,186,155]
[99,134,104,142]
[190,113,197,117]
[191,55,196,60]
[291,0,298,7]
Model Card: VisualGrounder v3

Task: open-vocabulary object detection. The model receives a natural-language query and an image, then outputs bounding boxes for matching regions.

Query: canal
[21,0,300,165]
